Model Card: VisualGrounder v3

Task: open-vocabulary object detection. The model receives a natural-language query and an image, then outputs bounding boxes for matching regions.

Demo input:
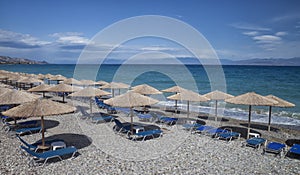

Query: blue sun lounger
[20,145,77,166]
[194,125,215,134]
[205,128,228,136]
[262,142,286,157]
[287,144,300,157]
[137,113,153,121]
[243,137,267,149]
[91,115,114,124]
[113,119,131,135]
[157,116,178,125]
[182,123,202,131]
[132,129,163,141]
[17,135,64,152]
[15,126,42,136]
[217,132,241,142]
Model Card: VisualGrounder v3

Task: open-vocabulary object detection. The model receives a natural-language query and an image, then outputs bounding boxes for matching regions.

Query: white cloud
[272,13,300,22]
[253,35,282,43]
[231,23,271,31]
[0,29,50,48]
[50,32,90,45]
[243,31,259,36]
[275,32,287,36]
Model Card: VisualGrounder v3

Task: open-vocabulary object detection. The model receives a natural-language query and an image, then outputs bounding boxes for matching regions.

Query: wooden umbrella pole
[41,116,45,146]
[130,107,134,134]
[187,101,190,118]
[215,100,218,121]
[247,105,252,139]
[90,98,93,114]
[268,106,272,132]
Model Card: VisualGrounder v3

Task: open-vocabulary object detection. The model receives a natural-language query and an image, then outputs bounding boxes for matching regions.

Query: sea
[1,64,299,126]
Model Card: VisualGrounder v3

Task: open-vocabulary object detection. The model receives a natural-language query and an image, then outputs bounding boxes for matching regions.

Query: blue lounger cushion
[137,114,152,121]
[182,123,202,130]
[16,126,42,135]
[289,144,300,155]
[92,115,114,123]
[158,116,178,125]
[263,142,286,156]
[206,128,227,135]
[17,135,64,151]
[244,137,266,149]
[218,132,241,141]
[133,130,163,141]
[20,145,77,166]
[195,125,215,132]
[113,119,131,134]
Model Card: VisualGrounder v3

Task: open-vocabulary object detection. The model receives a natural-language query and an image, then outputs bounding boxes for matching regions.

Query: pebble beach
[1,98,300,175]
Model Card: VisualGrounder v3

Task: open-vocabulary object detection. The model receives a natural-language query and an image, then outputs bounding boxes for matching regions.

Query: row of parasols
[0,70,296,141]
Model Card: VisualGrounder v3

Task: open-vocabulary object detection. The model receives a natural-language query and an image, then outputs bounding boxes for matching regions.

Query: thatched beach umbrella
[0,87,12,96]
[104,91,159,133]
[265,95,295,131]
[204,90,234,121]
[97,80,109,86]
[132,84,162,95]
[80,80,99,87]
[17,77,44,89]
[49,75,67,84]
[101,82,130,97]
[168,89,209,118]
[225,92,278,139]
[162,86,188,110]
[63,78,82,86]
[0,89,40,105]
[68,87,111,114]
[0,89,40,124]
[3,99,76,148]
[47,84,81,102]
[27,84,51,97]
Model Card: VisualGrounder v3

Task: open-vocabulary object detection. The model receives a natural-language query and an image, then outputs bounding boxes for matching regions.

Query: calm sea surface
[1,64,299,126]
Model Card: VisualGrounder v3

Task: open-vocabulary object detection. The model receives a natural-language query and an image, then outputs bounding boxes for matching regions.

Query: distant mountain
[226,57,300,66]
[0,56,48,64]
[101,57,300,66]
[179,57,300,66]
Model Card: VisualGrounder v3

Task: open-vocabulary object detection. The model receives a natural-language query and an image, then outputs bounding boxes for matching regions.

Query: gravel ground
[1,99,299,175]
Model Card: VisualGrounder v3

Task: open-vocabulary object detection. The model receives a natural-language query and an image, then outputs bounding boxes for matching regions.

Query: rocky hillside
[0,56,48,64]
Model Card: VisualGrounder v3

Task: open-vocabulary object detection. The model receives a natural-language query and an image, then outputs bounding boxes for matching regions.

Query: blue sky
[0,0,300,64]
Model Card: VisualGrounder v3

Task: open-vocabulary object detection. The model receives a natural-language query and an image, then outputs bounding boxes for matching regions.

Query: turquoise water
[1,64,299,125]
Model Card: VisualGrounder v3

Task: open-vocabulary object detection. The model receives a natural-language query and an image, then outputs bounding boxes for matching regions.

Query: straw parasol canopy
[44,73,54,79]
[17,77,44,88]
[204,90,234,121]
[63,78,82,86]
[97,80,109,86]
[265,95,295,131]
[49,75,67,84]
[161,86,188,93]
[162,86,189,110]
[36,73,46,80]
[0,89,40,105]
[68,87,111,113]
[2,98,76,147]
[101,82,130,97]
[104,91,159,133]
[225,92,278,138]
[27,84,51,97]
[132,84,162,95]
[168,89,209,118]
[80,79,99,87]
[47,84,81,102]
[0,87,12,96]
